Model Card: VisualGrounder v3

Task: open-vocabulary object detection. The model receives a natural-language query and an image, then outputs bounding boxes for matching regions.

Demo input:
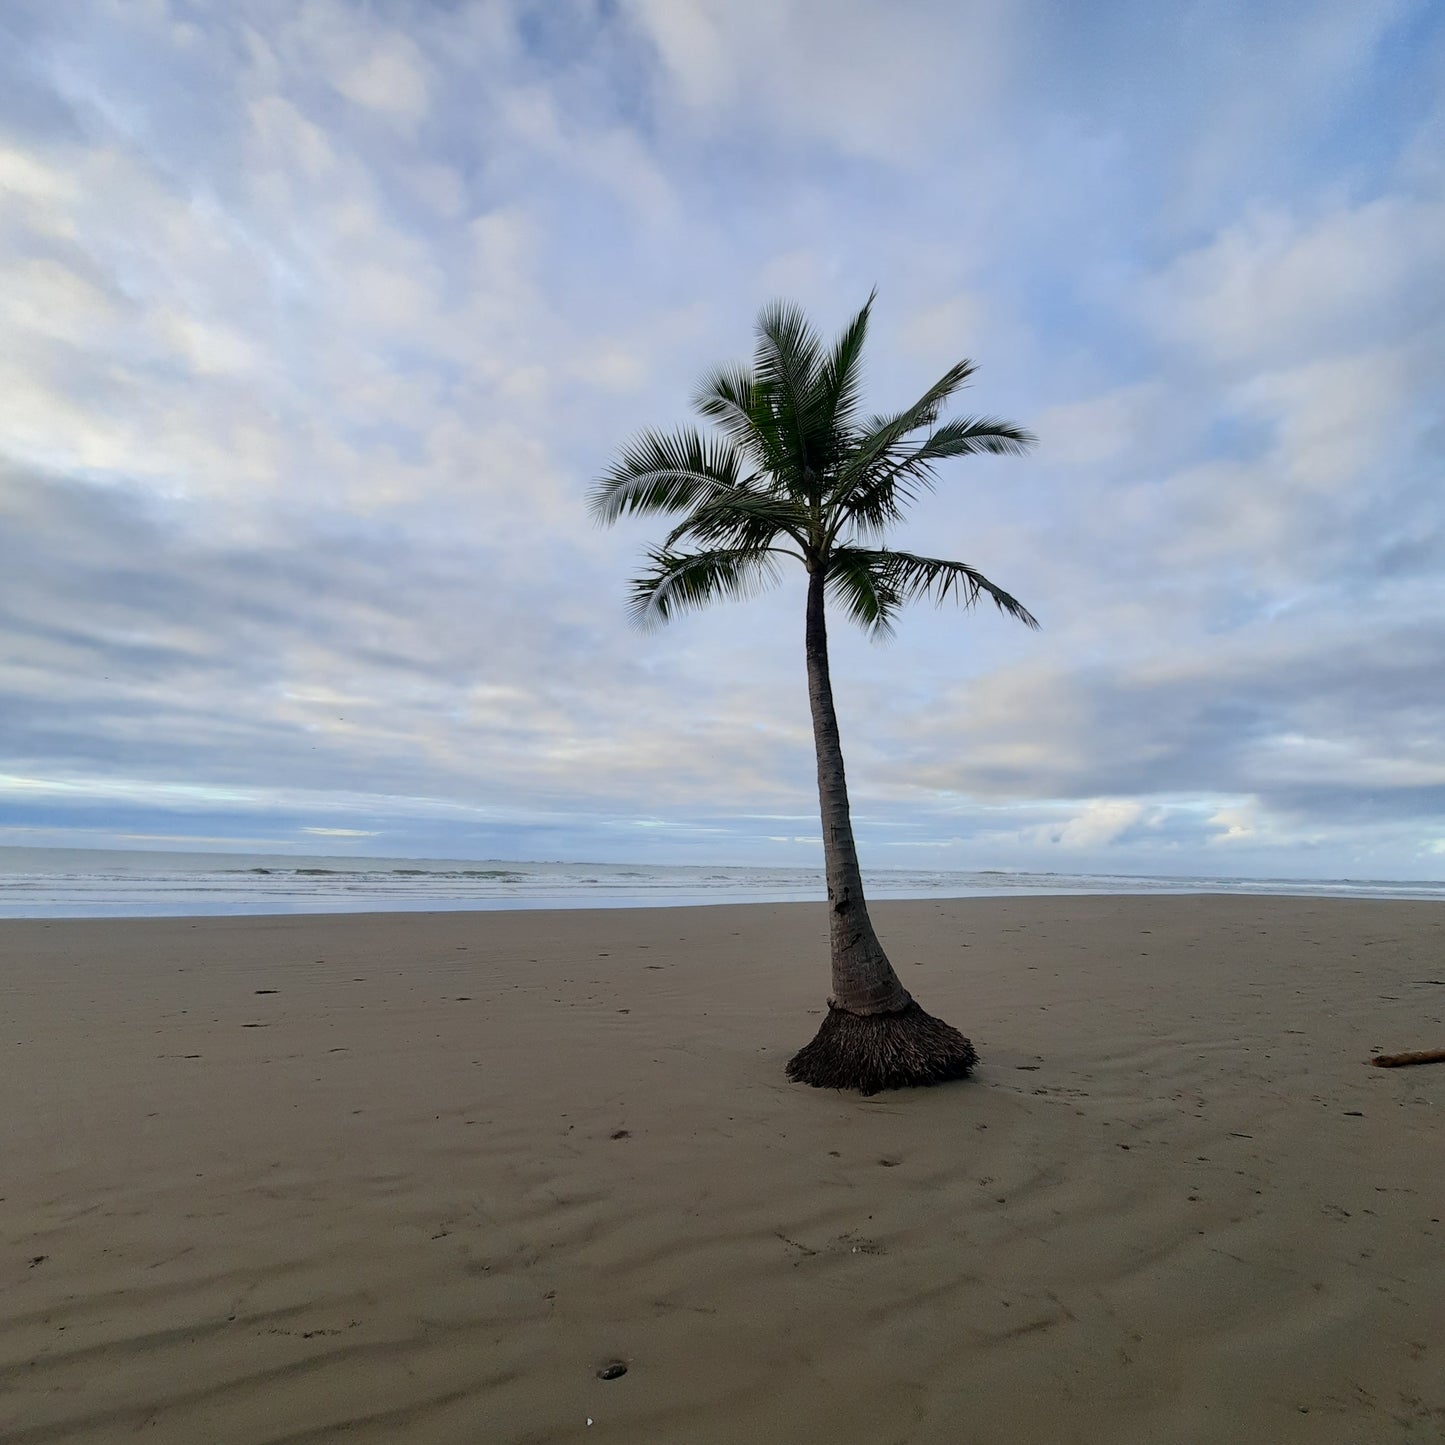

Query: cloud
[626,0,1022,162]
[1142,195,1445,370]
[282,2,432,124]
[890,609,1445,868]
[1031,799,1150,850]
[1207,803,1259,845]
[0,0,1441,879]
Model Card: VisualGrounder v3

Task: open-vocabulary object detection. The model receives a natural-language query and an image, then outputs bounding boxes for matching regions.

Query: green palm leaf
[836,546,1039,628]
[835,415,1038,535]
[664,490,810,553]
[813,289,876,441]
[753,300,826,485]
[589,428,751,523]
[627,545,787,630]
[692,362,797,482]
[825,545,903,639]
[594,301,1038,636]
[836,358,981,490]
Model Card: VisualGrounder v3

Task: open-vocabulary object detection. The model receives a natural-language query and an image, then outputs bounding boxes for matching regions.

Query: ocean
[0,847,1441,919]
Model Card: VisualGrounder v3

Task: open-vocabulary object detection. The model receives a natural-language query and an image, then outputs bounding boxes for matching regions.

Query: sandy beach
[2,895,1441,1443]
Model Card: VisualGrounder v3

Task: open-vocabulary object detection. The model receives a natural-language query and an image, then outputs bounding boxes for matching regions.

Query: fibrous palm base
[785,999,978,1095]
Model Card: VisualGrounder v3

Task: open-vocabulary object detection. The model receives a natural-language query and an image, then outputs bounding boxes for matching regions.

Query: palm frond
[914,414,1036,460]
[692,362,795,480]
[590,427,750,523]
[825,545,901,639]
[833,415,1038,535]
[837,547,1039,629]
[664,489,810,552]
[836,359,981,490]
[595,296,1039,647]
[692,362,756,429]
[627,546,787,630]
[754,300,826,482]
[814,289,876,438]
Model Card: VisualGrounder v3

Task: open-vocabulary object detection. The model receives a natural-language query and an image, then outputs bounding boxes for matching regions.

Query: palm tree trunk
[785,567,979,1094]
[802,567,911,1015]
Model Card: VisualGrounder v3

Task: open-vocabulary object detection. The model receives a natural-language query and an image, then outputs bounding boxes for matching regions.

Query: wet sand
[2,895,1442,1443]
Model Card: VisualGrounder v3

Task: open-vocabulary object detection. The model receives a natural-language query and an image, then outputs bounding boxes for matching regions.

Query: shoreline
[3,895,1442,1442]
[5,879,1445,923]
[4,847,1442,922]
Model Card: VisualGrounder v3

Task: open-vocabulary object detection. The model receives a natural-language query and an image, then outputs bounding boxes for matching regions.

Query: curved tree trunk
[786,568,979,1093]
[802,567,912,1014]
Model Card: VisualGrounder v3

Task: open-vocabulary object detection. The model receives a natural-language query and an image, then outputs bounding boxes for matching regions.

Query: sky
[1,0,1442,879]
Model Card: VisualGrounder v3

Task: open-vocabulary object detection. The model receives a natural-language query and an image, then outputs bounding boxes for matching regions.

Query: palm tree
[591,294,1037,1094]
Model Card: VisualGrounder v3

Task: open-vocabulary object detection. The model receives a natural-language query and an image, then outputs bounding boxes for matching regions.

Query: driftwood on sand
[1369,1048,1445,1068]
